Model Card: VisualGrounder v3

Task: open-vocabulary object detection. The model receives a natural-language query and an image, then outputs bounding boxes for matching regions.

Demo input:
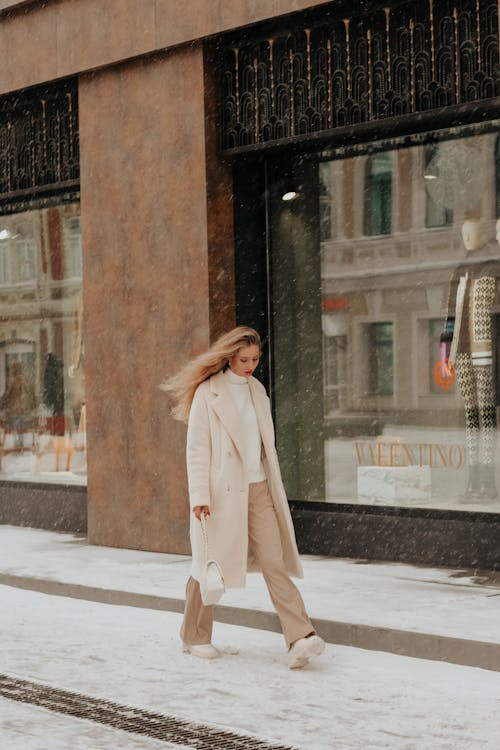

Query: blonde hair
[161,326,261,422]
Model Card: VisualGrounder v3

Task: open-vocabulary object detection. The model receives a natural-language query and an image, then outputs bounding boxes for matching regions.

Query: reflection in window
[0,238,10,284]
[424,145,453,228]
[16,226,37,282]
[64,217,83,279]
[368,322,394,396]
[323,335,347,414]
[0,204,86,485]
[364,153,392,236]
[0,223,37,285]
[319,165,331,241]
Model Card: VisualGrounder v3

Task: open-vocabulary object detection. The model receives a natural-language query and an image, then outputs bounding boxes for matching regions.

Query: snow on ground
[2,585,500,750]
[1,698,184,750]
[0,526,499,644]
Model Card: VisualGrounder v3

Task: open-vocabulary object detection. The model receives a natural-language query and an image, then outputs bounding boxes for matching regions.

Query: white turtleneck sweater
[223,369,266,483]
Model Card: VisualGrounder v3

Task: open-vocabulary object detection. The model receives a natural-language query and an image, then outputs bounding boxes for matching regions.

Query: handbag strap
[199,512,210,563]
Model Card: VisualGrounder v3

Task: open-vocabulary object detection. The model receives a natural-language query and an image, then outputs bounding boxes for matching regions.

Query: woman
[163,326,325,669]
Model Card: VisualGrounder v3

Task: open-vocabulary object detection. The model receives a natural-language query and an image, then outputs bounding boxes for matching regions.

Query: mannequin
[441,218,500,502]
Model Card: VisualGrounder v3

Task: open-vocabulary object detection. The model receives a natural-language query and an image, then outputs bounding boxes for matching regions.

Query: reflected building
[0,204,86,480]
[316,135,500,510]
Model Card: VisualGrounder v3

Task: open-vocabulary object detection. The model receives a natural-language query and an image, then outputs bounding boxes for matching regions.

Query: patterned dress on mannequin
[444,263,500,501]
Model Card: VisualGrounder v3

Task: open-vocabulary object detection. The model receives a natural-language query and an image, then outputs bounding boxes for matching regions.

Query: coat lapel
[247,377,275,461]
[210,371,247,466]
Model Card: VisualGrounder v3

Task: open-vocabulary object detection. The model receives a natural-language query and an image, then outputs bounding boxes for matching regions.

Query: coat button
[227,451,232,458]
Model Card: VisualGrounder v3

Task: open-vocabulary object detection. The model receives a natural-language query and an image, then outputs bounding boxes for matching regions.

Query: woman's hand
[193,505,210,520]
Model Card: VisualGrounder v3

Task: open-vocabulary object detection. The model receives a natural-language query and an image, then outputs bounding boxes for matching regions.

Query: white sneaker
[287,635,325,669]
[182,643,221,660]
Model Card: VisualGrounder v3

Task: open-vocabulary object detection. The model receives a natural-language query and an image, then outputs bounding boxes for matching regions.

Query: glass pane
[364,153,392,236]
[268,125,500,512]
[425,146,454,228]
[367,322,394,396]
[0,204,86,484]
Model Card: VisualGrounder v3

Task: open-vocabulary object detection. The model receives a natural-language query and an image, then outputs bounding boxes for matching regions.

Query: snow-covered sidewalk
[2,525,500,748]
[0,525,499,646]
[2,697,182,750]
[2,584,500,750]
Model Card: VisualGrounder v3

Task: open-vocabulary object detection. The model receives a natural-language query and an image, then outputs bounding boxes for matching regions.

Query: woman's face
[230,344,261,378]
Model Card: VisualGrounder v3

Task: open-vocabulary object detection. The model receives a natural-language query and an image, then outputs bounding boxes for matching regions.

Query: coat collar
[209,371,246,464]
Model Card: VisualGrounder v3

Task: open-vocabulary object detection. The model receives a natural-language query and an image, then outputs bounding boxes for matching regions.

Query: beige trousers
[180,480,313,649]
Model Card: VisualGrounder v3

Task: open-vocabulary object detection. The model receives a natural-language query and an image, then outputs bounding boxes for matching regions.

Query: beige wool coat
[186,370,303,588]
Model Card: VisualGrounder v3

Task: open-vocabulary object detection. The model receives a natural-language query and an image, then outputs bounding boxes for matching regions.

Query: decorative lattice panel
[0,80,79,200]
[219,0,500,152]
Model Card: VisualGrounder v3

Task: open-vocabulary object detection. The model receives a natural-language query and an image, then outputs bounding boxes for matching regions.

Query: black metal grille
[0,673,298,750]
[0,80,79,209]
[218,0,500,153]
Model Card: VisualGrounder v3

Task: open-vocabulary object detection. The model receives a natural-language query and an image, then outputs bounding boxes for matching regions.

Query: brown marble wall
[79,46,211,553]
[0,0,332,95]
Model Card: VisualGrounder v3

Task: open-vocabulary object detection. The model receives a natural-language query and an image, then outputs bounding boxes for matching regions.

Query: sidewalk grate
[0,673,297,750]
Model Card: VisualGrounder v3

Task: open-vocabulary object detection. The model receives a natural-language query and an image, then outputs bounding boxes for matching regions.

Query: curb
[2,573,499,672]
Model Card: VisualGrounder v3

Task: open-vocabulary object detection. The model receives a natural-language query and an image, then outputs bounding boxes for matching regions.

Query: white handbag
[199,513,225,606]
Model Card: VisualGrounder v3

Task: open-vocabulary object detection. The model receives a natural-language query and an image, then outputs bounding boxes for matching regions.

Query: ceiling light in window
[282,191,300,201]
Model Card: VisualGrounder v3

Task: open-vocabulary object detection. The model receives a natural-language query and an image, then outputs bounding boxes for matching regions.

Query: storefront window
[0,203,86,484]
[267,124,500,512]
